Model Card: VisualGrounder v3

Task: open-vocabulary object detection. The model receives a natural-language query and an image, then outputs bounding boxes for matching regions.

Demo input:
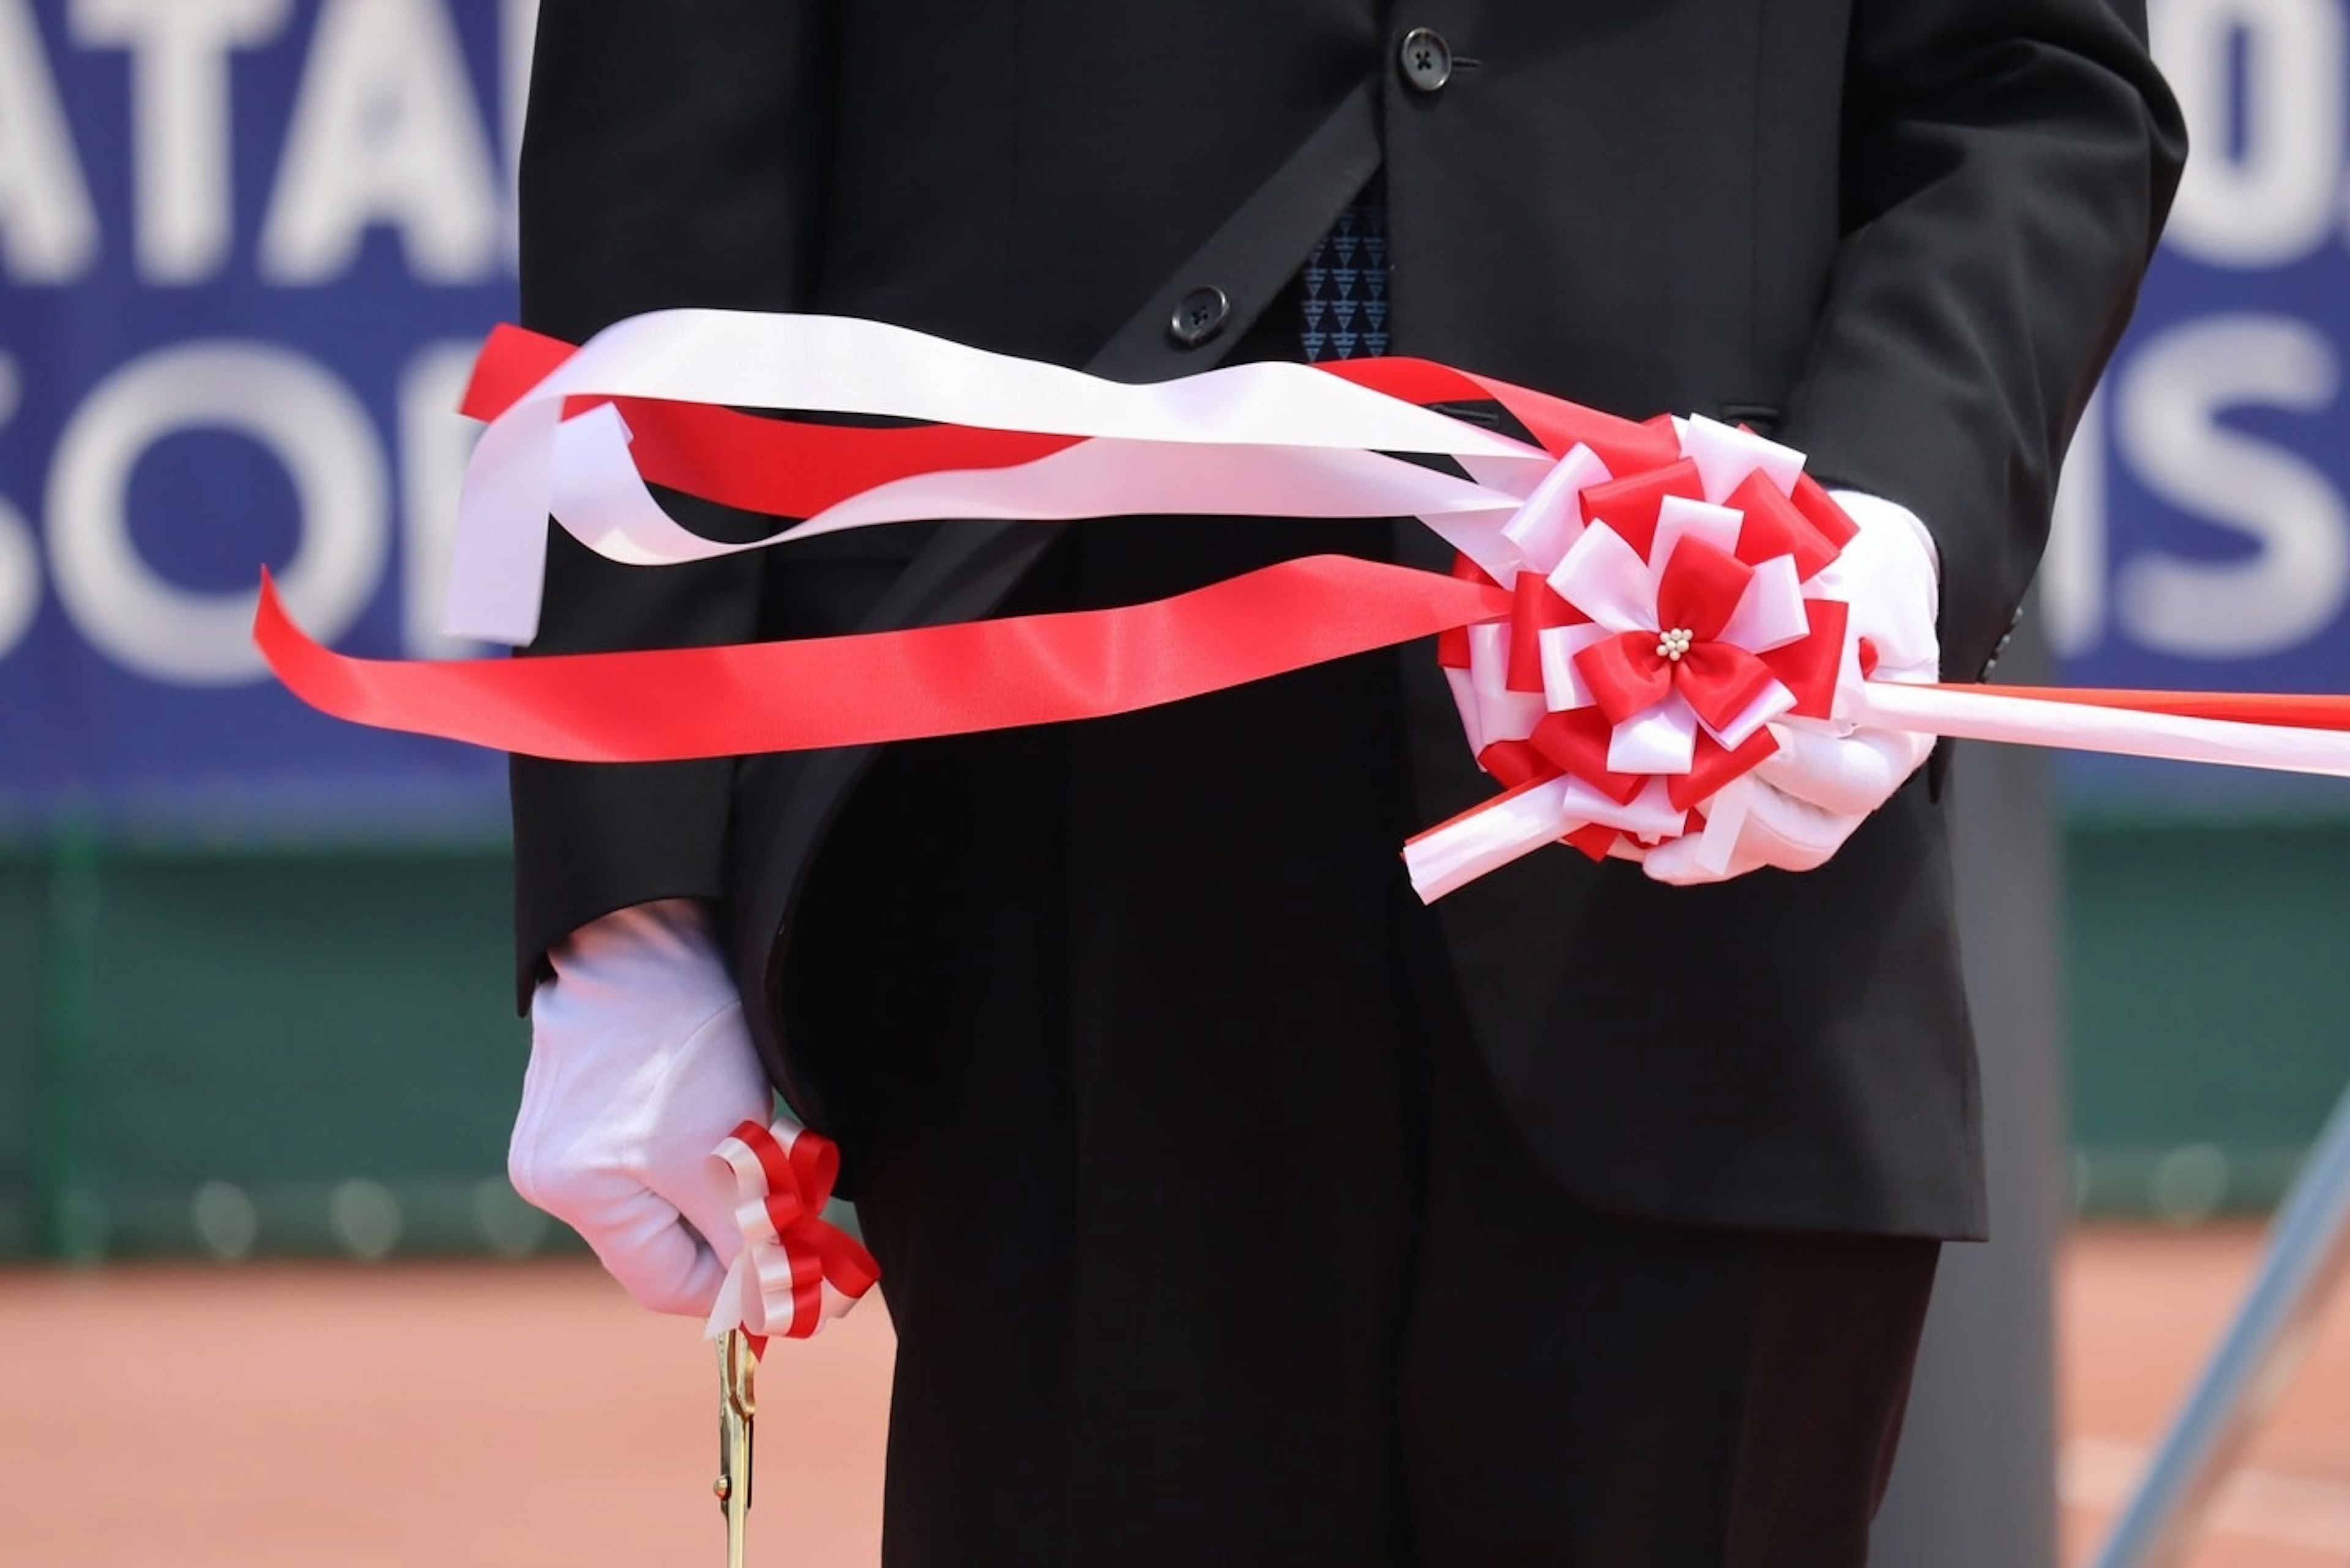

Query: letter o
[47,342,387,685]
[2154,0,2347,267]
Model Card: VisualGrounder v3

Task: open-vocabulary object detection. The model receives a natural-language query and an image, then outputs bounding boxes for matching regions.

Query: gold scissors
[714,1329,760,1567]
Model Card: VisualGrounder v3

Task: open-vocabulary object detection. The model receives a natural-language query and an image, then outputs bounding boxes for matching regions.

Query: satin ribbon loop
[1654,536,1754,645]
[1762,598,1851,720]
[1674,641,1782,737]
[1530,709,1650,805]
[1478,738,1561,790]
[1728,472,1843,582]
[1791,473,1863,555]
[1572,458,1707,562]
[1506,572,1586,693]
[1668,728,1783,813]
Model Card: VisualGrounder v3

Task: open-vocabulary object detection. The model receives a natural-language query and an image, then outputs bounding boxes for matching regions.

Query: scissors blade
[715,1329,758,1567]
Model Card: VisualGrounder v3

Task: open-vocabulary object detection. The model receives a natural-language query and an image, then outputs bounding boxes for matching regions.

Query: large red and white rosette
[1403,416,1868,897]
[252,310,2350,907]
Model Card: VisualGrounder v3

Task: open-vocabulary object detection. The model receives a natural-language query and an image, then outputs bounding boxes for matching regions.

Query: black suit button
[1398,28,1453,92]
[1168,285,1229,348]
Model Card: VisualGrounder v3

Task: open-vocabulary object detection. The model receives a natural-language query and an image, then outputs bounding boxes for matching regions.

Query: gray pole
[1870,618,2067,1568]
[2087,1073,2350,1567]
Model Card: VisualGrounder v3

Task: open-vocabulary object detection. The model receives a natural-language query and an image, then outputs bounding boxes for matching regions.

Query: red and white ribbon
[704,1118,880,1350]
[248,313,2350,908]
[446,315,1551,646]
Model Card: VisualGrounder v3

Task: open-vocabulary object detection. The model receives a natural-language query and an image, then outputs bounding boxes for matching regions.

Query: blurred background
[0,1,2346,1564]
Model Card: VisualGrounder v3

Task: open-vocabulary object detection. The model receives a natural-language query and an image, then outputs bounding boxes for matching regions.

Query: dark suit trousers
[783,512,1939,1567]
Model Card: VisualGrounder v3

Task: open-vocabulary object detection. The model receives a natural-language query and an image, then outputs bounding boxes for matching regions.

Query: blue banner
[2045,0,2350,816]
[0,0,2343,835]
[0,0,528,838]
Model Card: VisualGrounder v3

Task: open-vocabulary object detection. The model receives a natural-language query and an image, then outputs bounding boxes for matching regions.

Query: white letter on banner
[0,492,36,663]
[0,0,99,283]
[0,345,33,658]
[47,342,388,685]
[2152,0,2347,267]
[258,0,500,285]
[0,351,37,662]
[499,0,537,274]
[69,0,291,285]
[399,340,489,659]
[2114,315,2349,658]
[2044,386,2109,658]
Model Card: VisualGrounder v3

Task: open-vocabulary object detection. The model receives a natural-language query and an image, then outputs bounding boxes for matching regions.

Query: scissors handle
[715,1330,759,1568]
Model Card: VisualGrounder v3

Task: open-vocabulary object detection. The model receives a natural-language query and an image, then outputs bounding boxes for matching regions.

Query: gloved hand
[507,897,773,1315]
[1644,489,1941,885]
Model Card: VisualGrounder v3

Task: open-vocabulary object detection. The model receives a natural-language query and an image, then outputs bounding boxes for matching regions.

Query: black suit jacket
[510,0,2185,1240]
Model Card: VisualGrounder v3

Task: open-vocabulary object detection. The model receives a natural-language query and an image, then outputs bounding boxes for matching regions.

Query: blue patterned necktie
[1300,173,1390,362]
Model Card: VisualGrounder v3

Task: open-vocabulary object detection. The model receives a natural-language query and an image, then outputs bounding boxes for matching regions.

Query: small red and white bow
[704,1117,879,1351]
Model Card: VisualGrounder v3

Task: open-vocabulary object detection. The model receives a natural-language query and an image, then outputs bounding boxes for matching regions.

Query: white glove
[508,898,774,1315]
[1644,489,1941,885]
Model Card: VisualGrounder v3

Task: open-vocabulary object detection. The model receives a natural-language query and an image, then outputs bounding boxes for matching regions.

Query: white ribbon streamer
[449,310,1554,645]
[1404,778,1584,903]
[1402,689,2350,902]
[1848,683,2350,780]
[551,403,1526,567]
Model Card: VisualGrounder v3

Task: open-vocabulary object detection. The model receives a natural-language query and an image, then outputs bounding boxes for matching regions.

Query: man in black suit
[498,5,2185,1562]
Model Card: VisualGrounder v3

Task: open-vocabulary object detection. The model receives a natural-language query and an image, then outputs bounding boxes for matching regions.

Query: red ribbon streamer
[256,558,1512,762]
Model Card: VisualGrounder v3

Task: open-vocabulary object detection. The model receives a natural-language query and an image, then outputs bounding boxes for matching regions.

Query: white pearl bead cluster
[1655,626,1695,663]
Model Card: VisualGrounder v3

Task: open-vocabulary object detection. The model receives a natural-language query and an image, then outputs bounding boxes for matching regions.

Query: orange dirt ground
[3,1224,2348,1567]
